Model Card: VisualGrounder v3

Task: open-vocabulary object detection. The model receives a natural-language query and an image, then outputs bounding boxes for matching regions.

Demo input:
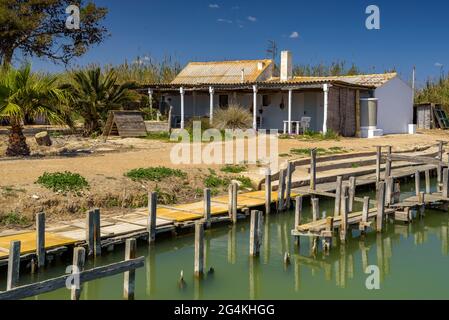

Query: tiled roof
[171,59,273,85]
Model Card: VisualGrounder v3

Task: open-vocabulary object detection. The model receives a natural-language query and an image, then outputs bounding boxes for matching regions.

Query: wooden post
[323,217,334,251]
[294,196,302,247]
[204,188,211,228]
[425,170,431,194]
[334,176,342,217]
[93,209,102,256]
[310,149,317,190]
[439,141,444,161]
[86,210,95,256]
[194,222,205,277]
[36,212,45,268]
[376,182,386,232]
[148,192,157,244]
[376,146,382,182]
[443,168,449,198]
[385,177,393,206]
[229,183,238,223]
[361,197,370,228]
[340,195,348,242]
[249,211,261,257]
[7,240,21,290]
[348,177,356,212]
[438,164,442,192]
[415,170,421,197]
[278,169,286,211]
[265,168,272,214]
[311,198,319,221]
[285,162,293,210]
[385,157,392,179]
[393,182,401,204]
[124,238,137,300]
[71,247,85,300]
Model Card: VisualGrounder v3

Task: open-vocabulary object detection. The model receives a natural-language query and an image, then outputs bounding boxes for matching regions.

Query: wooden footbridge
[0,142,448,293]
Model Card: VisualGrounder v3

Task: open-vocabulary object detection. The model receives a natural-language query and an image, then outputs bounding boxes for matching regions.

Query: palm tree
[0,64,70,156]
[63,67,139,135]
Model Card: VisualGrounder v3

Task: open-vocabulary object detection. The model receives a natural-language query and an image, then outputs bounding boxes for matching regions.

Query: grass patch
[290,147,347,157]
[143,132,171,141]
[296,129,341,141]
[220,164,247,174]
[0,212,30,226]
[36,171,89,193]
[125,167,187,182]
[1,186,26,196]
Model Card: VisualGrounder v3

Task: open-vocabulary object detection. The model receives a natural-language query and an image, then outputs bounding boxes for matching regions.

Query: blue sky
[27,0,449,86]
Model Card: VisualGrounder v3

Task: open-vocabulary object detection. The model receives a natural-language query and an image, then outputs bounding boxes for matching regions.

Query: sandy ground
[1,128,448,227]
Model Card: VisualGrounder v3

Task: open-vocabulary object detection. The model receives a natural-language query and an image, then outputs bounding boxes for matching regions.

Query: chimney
[280,51,292,82]
[257,61,264,71]
[241,69,245,83]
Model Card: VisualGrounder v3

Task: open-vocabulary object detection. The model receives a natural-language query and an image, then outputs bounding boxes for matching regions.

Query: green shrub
[125,167,187,182]
[0,212,30,226]
[220,164,247,174]
[204,174,230,188]
[36,171,89,192]
[234,176,253,189]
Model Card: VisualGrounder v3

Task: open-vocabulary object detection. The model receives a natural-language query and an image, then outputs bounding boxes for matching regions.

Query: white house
[145,51,413,137]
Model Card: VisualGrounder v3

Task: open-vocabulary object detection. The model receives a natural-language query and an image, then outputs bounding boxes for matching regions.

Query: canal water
[5,179,449,300]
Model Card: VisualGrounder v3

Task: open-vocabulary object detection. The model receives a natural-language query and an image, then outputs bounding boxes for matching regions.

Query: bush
[234,176,253,189]
[220,164,247,174]
[0,212,30,226]
[36,171,89,192]
[204,174,230,188]
[125,166,187,182]
[212,105,252,130]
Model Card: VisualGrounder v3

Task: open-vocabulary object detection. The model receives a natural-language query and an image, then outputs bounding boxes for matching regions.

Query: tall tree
[0,64,71,156]
[0,0,108,68]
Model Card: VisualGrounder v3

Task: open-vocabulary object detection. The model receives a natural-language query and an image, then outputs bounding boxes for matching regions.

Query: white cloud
[209,4,220,9]
[435,62,444,68]
[217,18,233,24]
[247,16,257,22]
[289,31,300,39]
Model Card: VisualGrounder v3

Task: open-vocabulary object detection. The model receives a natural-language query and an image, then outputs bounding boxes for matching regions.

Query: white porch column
[253,85,258,130]
[148,88,153,119]
[209,86,215,125]
[180,87,185,129]
[288,89,293,134]
[323,84,329,134]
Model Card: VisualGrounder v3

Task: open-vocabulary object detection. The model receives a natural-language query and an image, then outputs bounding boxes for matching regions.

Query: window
[219,95,229,108]
[262,95,271,107]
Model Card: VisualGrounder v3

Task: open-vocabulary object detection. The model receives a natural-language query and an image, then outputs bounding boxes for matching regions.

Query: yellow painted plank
[156,207,202,222]
[0,232,77,259]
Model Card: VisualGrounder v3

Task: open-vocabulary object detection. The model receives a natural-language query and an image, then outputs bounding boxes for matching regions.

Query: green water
[6,180,449,300]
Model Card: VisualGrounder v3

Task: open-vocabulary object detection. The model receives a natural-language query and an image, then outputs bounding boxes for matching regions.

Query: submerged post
[204,188,211,228]
[36,212,45,268]
[310,149,317,190]
[376,146,382,182]
[7,240,21,290]
[348,177,356,212]
[194,222,205,277]
[148,192,157,244]
[124,238,137,300]
[438,164,443,192]
[250,211,262,257]
[71,247,85,300]
[311,198,319,222]
[265,168,272,214]
[340,194,348,242]
[278,169,286,211]
[93,209,102,256]
[294,196,302,247]
[334,176,342,217]
[415,170,421,197]
[376,182,386,232]
[285,162,294,210]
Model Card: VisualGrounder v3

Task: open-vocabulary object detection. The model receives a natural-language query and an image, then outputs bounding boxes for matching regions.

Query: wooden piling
[229,183,238,223]
[385,177,393,206]
[376,146,382,182]
[385,157,392,179]
[194,222,205,277]
[323,217,334,251]
[443,168,449,199]
[285,162,293,210]
[393,182,401,204]
[71,247,85,300]
[438,164,442,192]
[438,141,444,161]
[94,209,102,256]
[294,196,302,247]
[425,170,431,194]
[265,168,271,214]
[361,197,370,227]
[278,169,286,211]
[204,188,211,228]
[415,170,421,197]
[340,195,348,242]
[348,177,356,212]
[36,212,45,268]
[250,211,261,257]
[148,192,157,244]
[334,176,342,217]
[123,238,136,300]
[311,198,319,222]
[7,240,21,290]
[376,182,386,232]
[310,149,317,190]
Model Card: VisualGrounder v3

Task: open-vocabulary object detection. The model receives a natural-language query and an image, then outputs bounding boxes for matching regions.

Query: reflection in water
[227,225,236,264]
[146,246,156,297]
[263,215,271,264]
[249,258,260,300]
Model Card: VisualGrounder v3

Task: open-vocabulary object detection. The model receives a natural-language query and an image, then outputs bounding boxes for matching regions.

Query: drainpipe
[180,87,185,129]
[253,85,258,130]
[323,84,329,134]
[209,86,215,125]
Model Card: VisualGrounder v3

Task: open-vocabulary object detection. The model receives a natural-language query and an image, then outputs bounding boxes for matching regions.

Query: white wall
[375,76,413,134]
